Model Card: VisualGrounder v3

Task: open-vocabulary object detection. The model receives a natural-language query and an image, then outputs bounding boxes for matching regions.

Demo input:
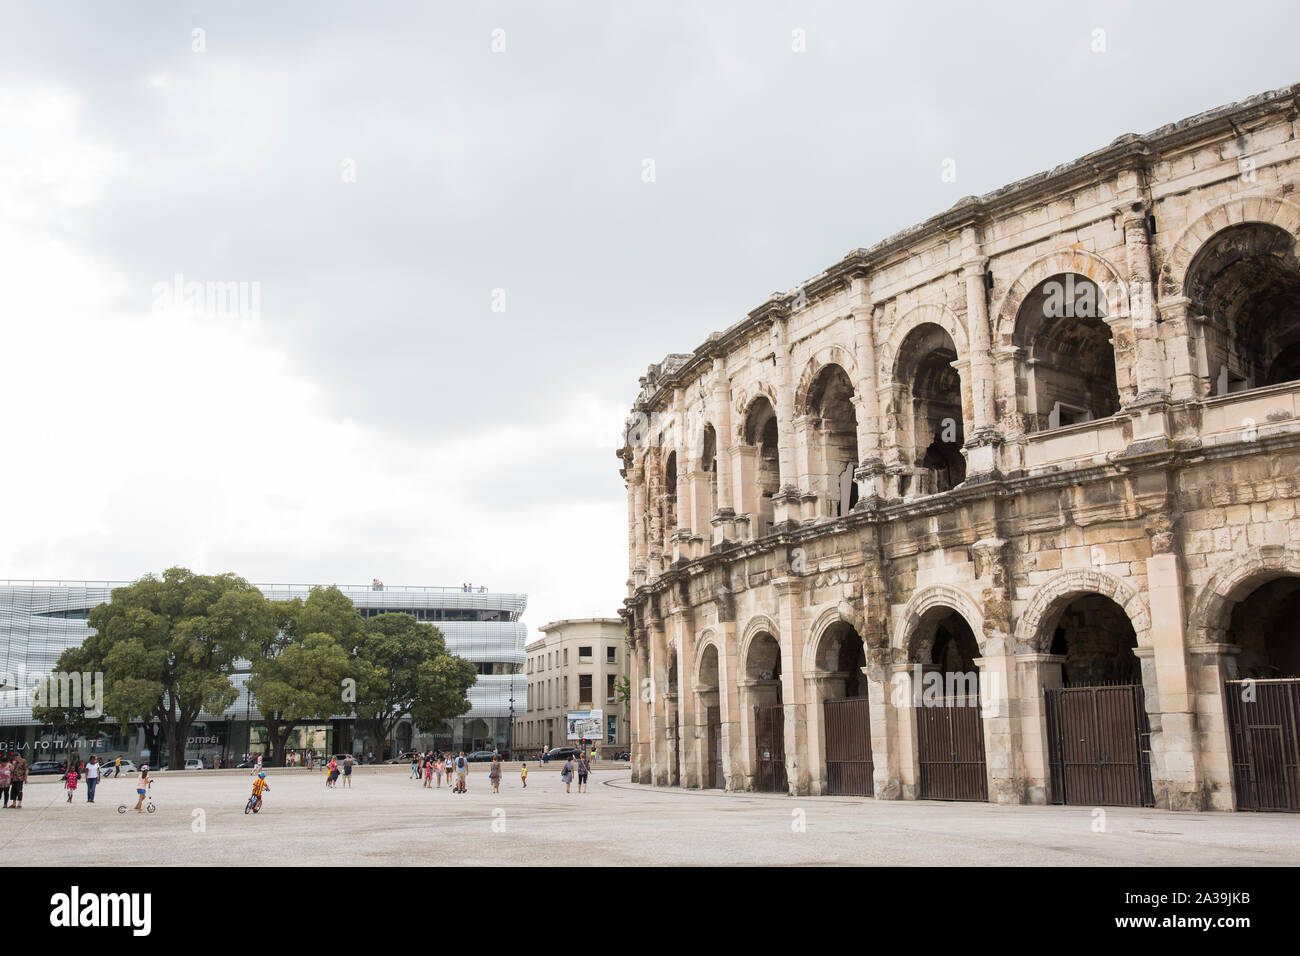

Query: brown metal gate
[824,696,873,796]
[1224,678,1300,812]
[916,695,987,801]
[754,704,787,793]
[1045,684,1153,807]
[705,705,722,788]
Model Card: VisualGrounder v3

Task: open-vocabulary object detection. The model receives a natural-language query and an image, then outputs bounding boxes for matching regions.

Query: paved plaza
[12,766,1298,866]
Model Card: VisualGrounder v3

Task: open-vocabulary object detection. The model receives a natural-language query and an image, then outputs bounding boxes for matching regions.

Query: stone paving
[12,767,1299,866]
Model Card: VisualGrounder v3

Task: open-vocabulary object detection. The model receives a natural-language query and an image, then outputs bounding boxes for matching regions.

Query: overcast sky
[1,2,1295,640]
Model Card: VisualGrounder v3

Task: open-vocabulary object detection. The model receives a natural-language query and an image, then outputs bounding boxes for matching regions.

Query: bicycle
[244,794,263,814]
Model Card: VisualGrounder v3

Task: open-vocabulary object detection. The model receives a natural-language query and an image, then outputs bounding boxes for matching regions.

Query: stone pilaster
[1014,652,1065,804]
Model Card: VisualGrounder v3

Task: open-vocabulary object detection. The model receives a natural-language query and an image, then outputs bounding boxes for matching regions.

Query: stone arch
[1189,546,1300,645]
[732,383,778,446]
[879,303,969,383]
[1168,196,1300,297]
[795,345,859,414]
[738,614,781,667]
[992,248,1128,346]
[1014,568,1151,653]
[894,583,985,657]
[692,628,722,684]
[802,602,863,673]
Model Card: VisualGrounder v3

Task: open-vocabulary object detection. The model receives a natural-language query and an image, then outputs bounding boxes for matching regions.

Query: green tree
[31,645,106,766]
[247,586,358,766]
[352,612,477,761]
[79,568,276,769]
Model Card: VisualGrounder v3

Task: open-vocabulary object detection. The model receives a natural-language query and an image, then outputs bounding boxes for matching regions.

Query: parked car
[544,746,581,762]
[615,751,631,762]
[183,758,204,771]
[29,760,65,775]
[104,758,139,774]
[465,750,498,762]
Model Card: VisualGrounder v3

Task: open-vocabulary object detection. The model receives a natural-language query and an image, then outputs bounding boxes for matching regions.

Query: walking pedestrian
[64,764,79,803]
[488,756,501,794]
[577,753,590,793]
[85,755,100,803]
[342,754,353,788]
[9,753,26,808]
[454,751,468,793]
[423,758,433,789]
[0,754,11,808]
[434,755,444,788]
[114,756,122,777]
[519,762,528,789]
[561,757,574,793]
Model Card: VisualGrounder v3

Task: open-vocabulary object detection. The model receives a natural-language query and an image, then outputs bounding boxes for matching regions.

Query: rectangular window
[579,645,592,659]
[579,674,592,705]
[563,648,568,665]
[607,646,616,664]
[606,674,616,702]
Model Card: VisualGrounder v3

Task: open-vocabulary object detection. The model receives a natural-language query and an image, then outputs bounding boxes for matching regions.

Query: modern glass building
[0,579,527,763]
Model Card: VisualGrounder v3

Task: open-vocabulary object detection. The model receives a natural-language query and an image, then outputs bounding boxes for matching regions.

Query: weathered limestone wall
[619,84,1300,811]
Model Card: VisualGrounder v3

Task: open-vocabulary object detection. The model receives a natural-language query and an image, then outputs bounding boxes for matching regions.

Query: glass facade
[0,580,527,759]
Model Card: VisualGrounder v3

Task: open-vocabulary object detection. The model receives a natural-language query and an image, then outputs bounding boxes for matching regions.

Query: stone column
[974,536,1025,804]
[1119,201,1167,403]
[716,622,741,790]
[1143,540,1204,810]
[1014,653,1065,804]
[1158,295,1201,401]
[889,661,921,799]
[631,635,651,782]
[735,678,763,790]
[848,281,885,504]
[961,238,1002,477]
[630,450,647,588]
[1189,642,1240,811]
[671,606,700,788]
[771,320,801,525]
[646,614,670,787]
[775,576,810,794]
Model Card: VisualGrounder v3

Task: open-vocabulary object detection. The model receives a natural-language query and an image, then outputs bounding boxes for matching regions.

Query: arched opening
[806,365,860,517]
[745,630,785,792]
[700,423,719,518]
[1185,223,1300,394]
[1226,576,1300,677]
[814,621,867,698]
[743,397,780,536]
[1013,273,1120,431]
[744,631,782,700]
[1219,574,1300,811]
[894,324,965,496]
[698,644,719,688]
[909,608,981,693]
[906,606,987,801]
[1046,594,1140,686]
[815,620,871,796]
[1037,591,1151,807]
[663,451,678,545]
[698,644,723,789]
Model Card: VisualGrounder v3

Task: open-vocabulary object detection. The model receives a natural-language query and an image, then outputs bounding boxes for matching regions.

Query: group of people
[0,753,28,808]
[323,755,354,788]
[410,750,476,792]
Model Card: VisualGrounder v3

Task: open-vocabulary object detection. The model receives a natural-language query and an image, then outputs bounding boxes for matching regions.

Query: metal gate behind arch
[916,695,987,801]
[824,696,873,796]
[1045,684,1153,807]
[705,705,722,789]
[1224,678,1300,812]
[754,704,787,793]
